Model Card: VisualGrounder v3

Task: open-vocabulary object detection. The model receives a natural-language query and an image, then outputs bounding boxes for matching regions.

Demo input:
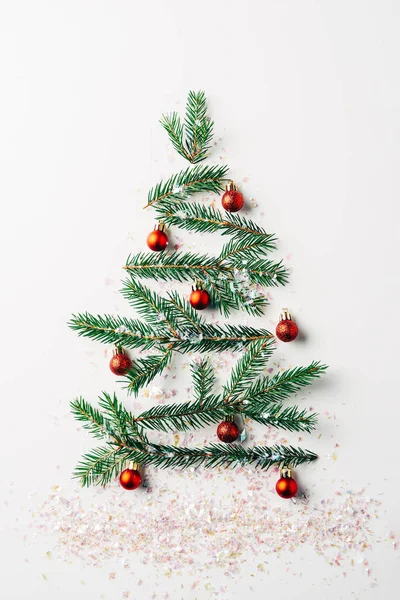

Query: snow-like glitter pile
[29,469,395,585]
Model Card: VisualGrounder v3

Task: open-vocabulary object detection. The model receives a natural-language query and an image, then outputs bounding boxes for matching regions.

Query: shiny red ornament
[146,225,169,252]
[119,463,142,490]
[276,467,298,499]
[276,308,299,342]
[221,181,244,213]
[189,287,210,310]
[217,419,240,443]
[109,347,132,376]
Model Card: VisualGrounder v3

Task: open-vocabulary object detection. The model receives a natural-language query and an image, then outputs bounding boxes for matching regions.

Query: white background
[1,1,400,599]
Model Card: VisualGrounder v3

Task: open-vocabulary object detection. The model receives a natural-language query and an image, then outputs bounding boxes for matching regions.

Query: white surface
[1,1,400,598]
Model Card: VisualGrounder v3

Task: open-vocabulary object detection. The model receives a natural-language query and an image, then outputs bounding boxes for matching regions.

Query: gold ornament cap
[279,308,292,321]
[225,180,237,191]
[280,465,292,478]
[128,461,139,471]
[114,345,125,355]
[192,280,204,291]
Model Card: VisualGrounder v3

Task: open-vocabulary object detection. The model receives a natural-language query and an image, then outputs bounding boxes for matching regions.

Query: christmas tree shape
[70,91,327,492]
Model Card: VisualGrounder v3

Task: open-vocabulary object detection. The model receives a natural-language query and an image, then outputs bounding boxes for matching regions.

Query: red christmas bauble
[221,189,244,213]
[217,420,240,443]
[276,310,298,342]
[146,227,169,252]
[275,476,298,499]
[119,467,142,490]
[109,350,132,376]
[189,289,210,310]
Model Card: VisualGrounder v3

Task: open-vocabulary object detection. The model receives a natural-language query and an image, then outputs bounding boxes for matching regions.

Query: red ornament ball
[276,310,299,342]
[109,351,132,376]
[275,476,298,499]
[119,467,142,490]
[189,289,210,310]
[217,420,240,443]
[221,188,244,213]
[146,227,168,252]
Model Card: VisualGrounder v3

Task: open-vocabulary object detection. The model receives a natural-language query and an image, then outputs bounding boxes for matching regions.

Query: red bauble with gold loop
[189,286,210,310]
[146,224,169,252]
[189,284,210,310]
[221,181,244,213]
[216,418,240,443]
[276,466,298,499]
[109,347,132,376]
[119,462,142,490]
[276,308,299,342]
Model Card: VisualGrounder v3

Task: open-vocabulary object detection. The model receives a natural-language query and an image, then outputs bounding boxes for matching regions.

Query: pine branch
[144,164,229,209]
[198,275,268,317]
[133,395,316,434]
[125,250,217,282]
[191,359,215,404]
[183,90,214,163]
[166,290,204,331]
[124,349,173,396]
[244,404,318,433]
[159,111,188,161]
[155,199,277,246]
[73,444,132,487]
[160,91,214,164]
[97,392,139,440]
[124,250,289,288]
[246,444,318,470]
[230,257,289,287]
[223,339,275,402]
[69,311,274,353]
[133,394,228,433]
[173,323,273,352]
[69,313,162,350]
[74,440,317,486]
[114,441,318,471]
[203,276,240,317]
[218,237,275,262]
[232,282,268,316]
[244,362,328,405]
[70,397,115,441]
[121,278,177,334]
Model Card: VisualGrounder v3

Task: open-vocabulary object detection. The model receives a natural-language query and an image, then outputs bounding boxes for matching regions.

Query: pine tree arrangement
[69,91,327,496]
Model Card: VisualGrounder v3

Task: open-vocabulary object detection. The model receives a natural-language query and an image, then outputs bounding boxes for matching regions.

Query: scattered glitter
[28,477,395,584]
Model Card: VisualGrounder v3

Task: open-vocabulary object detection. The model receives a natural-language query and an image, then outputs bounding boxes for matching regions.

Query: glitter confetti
[28,474,395,583]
